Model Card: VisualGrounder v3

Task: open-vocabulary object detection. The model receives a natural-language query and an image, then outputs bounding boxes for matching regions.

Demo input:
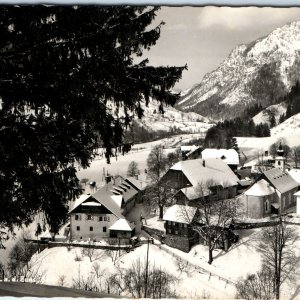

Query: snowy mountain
[177,20,300,120]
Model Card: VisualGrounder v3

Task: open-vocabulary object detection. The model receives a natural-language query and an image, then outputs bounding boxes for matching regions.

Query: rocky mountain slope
[177,20,300,120]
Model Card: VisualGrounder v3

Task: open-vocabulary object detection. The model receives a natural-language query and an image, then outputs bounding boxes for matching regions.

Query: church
[242,144,299,218]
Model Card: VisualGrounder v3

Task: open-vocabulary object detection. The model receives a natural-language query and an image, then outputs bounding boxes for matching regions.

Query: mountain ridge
[176,20,300,120]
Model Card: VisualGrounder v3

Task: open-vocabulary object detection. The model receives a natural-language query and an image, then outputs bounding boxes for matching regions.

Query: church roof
[263,168,298,194]
[245,179,275,196]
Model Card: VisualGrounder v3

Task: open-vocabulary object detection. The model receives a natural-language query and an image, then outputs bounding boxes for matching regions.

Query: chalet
[163,204,199,252]
[201,148,239,171]
[162,158,239,207]
[69,179,137,240]
[163,204,238,252]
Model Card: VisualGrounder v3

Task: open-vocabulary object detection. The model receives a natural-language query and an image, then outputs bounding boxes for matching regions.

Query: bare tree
[185,180,238,264]
[7,235,47,283]
[81,241,105,262]
[236,268,274,300]
[144,179,176,219]
[127,161,140,178]
[291,146,300,168]
[71,265,95,291]
[147,145,168,182]
[109,258,178,298]
[146,145,171,219]
[258,220,300,299]
[57,274,67,287]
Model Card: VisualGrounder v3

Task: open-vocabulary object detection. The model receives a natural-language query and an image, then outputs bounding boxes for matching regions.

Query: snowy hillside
[177,20,300,120]
[135,100,213,134]
[252,102,287,125]
[237,113,300,155]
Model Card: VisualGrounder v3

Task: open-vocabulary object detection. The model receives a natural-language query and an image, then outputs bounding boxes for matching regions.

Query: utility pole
[144,238,150,298]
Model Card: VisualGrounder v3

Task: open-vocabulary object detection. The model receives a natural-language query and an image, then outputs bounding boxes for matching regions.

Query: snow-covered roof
[245,179,275,196]
[294,191,300,196]
[263,168,299,194]
[163,204,197,224]
[125,177,148,191]
[111,195,123,208]
[170,158,239,188]
[288,169,300,184]
[180,186,210,200]
[69,189,124,219]
[180,145,196,152]
[109,219,135,231]
[186,145,201,158]
[201,149,239,165]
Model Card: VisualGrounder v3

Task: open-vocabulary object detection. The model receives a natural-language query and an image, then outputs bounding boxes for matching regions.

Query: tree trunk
[208,237,213,264]
[159,206,164,220]
[275,276,280,299]
[208,247,213,264]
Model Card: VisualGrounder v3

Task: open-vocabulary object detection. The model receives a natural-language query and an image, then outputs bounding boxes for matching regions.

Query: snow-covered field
[25,224,300,299]
[77,133,203,189]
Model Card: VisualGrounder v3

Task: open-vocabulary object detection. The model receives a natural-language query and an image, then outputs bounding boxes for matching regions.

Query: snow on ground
[76,133,203,190]
[237,113,300,157]
[30,243,236,299]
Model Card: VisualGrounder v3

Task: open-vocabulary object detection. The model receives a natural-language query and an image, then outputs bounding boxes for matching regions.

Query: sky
[144,6,300,91]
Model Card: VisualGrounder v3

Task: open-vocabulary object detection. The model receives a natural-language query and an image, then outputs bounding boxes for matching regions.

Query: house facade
[69,178,137,240]
[163,204,199,252]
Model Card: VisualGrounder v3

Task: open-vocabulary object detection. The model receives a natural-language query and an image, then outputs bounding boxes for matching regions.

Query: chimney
[202,159,205,167]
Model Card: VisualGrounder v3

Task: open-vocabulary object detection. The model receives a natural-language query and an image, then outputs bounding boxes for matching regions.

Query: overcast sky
[144,6,300,91]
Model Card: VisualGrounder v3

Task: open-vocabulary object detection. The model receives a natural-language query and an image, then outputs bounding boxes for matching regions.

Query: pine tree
[0,6,186,235]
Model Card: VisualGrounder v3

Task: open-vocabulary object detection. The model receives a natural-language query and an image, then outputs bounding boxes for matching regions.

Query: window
[175,230,178,235]
[75,215,81,221]
[104,216,107,221]
[103,226,107,233]
[265,200,269,212]
[90,226,93,232]
[76,226,80,231]
[167,229,172,233]
[278,161,281,166]
[107,216,110,222]
[87,215,92,220]
[98,216,103,221]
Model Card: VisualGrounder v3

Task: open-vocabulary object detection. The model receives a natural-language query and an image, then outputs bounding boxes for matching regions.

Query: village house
[163,204,199,252]
[201,148,239,171]
[69,178,137,240]
[162,158,240,207]
[163,204,238,252]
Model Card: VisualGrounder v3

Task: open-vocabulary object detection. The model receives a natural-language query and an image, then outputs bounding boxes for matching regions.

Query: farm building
[162,158,239,207]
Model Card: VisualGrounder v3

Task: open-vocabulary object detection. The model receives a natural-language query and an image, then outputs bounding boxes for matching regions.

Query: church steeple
[275,142,286,172]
